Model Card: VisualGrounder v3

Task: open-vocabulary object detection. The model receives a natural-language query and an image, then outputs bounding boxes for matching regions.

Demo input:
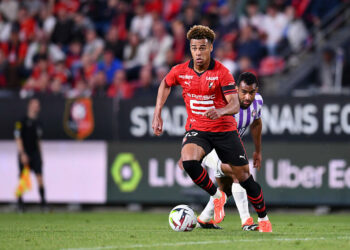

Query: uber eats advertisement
[107,142,350,205]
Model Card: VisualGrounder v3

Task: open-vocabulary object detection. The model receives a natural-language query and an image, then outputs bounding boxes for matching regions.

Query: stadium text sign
[262,102,350,138]
[118,96,350,141]
[264,159,350,189]
[107,142,350,205]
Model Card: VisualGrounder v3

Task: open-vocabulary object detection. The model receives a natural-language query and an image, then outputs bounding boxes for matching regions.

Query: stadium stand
[0,0,348,98]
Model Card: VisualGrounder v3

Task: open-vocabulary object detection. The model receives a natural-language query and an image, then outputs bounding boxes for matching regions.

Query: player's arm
[152,78,171,136]
[250,118,262,170]
[14,122,29,165]
[204,93,240,119]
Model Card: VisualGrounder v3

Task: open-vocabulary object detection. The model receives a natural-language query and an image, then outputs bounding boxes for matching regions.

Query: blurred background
[0,0,349,212]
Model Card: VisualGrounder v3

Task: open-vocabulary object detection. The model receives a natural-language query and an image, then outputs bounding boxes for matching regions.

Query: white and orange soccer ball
[168,205,197,232]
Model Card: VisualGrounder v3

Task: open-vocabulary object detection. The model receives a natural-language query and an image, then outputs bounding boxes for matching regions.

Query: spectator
[38,5,56,37]
[215,46,238,75]
[23,0,44,17]
[239,0,265,31]
[91,71,107,97]
[107,69,134,99]
[66,40,83,81]
[261,4,288,55]
[97,49,123,85]
[145,20,173,68]
[1,26,28,89]
[105,25,126,61]
[24,30,65,71]
[284,6,308,52]
[123,32,149,70]
[236,25,265,67]
[17,6,36,42]
[0,0,19,23]
[54,0,80,16]
[51,7,74,48]
[181,6,200,31]
[133,65,158,98]
[0,13,11,42]
[130,4,153,41]
[236,56,258,78]
[171,20,186,64]
[66,79,91,98]
[163,0,183,22]
[319,47,336,93]
[0,49,7,87]
[217,4,239,40]
[82,28,104,63]
[71,12,94,43]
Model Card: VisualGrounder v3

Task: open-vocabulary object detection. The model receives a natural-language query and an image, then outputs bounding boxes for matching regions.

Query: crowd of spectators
[0,0,344,99]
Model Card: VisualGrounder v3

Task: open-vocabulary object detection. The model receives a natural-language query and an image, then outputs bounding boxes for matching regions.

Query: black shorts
[182,130,249,166]
[19,151,42,175]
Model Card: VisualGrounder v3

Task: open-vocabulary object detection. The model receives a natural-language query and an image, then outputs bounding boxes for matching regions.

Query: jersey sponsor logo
[63,98,94,140]
[206,76,218,81]
[184,81,191,86]
[190,100,214,115]
[189,94,216,100]
[179,75,194,80]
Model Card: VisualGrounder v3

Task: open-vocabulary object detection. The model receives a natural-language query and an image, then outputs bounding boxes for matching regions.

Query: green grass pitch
[0,211,349,249]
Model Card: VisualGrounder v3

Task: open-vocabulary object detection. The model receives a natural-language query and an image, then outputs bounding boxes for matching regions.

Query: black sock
[182,160,217,196]
[240,175,267,218]
[39,187,46,205]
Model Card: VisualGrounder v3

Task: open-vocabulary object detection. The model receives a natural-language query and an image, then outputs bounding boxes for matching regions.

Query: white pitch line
[61,236,350,250]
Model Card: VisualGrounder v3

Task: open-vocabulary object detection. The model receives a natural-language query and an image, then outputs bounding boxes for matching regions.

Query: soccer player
[14,98,46,212]
[198,72,263,231]
[152,25,272,232]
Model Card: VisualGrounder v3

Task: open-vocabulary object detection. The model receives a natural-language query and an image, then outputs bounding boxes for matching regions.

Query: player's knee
[232,164,250,182]
[221,163,233,177]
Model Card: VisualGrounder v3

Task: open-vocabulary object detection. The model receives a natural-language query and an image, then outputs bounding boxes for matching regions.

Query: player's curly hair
[186,25,216,43]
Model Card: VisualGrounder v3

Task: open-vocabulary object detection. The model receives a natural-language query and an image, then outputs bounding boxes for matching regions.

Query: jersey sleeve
[14,121,22,139]
[220,70,237,96]
[164,66,178,87]
[256,94,263,119]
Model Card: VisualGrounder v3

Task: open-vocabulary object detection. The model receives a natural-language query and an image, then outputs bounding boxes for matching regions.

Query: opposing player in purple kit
[197,72,266,231]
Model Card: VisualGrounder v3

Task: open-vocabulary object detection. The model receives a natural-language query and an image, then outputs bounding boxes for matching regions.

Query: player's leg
[214,131,272,232]
[220,164,258,231]
[181,132,226,224]
[32,152,46,208]
[17,156,25,212]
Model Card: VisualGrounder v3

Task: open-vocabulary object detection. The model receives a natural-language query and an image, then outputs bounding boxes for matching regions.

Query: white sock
[199,196,214,222]
[258,216,269,222]
[212,189,222,199]
[231,183,251,225]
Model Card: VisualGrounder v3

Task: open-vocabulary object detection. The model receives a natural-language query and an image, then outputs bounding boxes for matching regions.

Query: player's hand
[203,108,223,120]
[177,158,184,170]
[253,151,262,170]
[152,114,163,136]
[20,152,29,165]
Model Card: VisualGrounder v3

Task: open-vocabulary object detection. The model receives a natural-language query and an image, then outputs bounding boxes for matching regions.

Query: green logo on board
[111,153,142,192]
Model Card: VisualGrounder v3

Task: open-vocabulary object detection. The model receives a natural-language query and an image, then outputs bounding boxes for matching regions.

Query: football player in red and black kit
[152,25,272,232]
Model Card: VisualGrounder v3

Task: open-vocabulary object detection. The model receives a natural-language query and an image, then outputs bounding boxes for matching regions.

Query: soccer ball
[168,205,197,232]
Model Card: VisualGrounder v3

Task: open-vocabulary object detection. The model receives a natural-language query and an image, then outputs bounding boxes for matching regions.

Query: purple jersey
[234,93,263,137]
